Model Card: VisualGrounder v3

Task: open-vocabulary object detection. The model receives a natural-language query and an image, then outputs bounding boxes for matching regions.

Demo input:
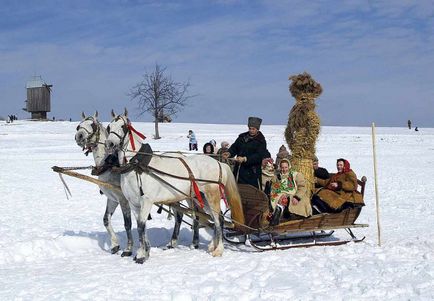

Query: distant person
[261,158,275,194]
[216,141,230,163]
[408,119,412,129]
[217,141,230,156]
[275,144,291,170]
[202,142,214,154]
[415,127,419,132]
[187,130,198,151]
[312,158,364,213]
[209,139,217,153]
[313,156,330,189]
[69,118,72,122]
[222,116,269,189]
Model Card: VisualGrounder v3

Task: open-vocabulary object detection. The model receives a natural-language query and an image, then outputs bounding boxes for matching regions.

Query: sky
[0,0,433,127]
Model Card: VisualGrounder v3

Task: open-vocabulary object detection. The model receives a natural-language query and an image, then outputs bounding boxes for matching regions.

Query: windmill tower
[24,76,52,119]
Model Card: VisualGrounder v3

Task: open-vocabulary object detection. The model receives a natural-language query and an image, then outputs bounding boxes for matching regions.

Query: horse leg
[134,201,153,264]
[204,188,224,256]
[168,207,183,249]
[118,196,133,257]
[103,199,120,254]
[192,203,200,249]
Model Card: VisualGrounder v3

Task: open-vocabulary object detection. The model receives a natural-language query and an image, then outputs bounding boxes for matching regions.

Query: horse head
[75,111,101,149]
[105,108,129,153]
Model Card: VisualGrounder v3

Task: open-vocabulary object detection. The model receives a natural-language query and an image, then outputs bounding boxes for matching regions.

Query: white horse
[75,112,199,253]
[75,112,134,256]
[105,109,245,264]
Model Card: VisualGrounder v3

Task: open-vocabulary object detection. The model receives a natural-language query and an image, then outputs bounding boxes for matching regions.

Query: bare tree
[129,64,195,139]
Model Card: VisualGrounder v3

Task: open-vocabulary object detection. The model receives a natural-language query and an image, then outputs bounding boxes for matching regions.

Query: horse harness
[111,144,227,208]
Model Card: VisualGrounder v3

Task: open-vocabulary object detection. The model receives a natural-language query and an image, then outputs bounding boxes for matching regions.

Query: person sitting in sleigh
[312,158,364,214]
[267,158,312,225]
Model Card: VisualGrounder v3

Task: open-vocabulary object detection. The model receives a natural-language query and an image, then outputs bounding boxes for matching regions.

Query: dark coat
[314,167,330,188]
[228,131,268,188]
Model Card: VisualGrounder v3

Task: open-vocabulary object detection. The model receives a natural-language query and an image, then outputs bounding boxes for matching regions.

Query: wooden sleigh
[221,177,368,250]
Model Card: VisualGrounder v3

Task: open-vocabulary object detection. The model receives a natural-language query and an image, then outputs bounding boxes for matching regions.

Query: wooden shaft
[52,167,122,192]
[371,123,382,247]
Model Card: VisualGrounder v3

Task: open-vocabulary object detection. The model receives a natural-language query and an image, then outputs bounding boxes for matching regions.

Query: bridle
[76,117,102,150]
[107,115,130,152]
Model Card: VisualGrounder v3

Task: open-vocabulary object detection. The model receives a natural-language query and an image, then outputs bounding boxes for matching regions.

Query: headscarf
[337,158,352,174]
[270,158,296,201]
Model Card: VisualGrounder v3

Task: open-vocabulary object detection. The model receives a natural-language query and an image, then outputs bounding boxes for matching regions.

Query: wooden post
[371,123,381,246]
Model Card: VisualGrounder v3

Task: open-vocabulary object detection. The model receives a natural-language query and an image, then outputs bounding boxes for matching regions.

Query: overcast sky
[1,0,433,126]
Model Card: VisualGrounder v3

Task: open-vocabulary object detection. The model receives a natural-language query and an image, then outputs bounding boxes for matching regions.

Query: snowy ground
[0,120,433,300]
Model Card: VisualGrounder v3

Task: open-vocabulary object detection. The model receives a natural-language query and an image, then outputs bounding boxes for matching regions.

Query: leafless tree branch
[129,64,196,139]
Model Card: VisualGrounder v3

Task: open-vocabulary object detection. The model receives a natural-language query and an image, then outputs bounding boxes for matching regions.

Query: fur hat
[248,117,262,129]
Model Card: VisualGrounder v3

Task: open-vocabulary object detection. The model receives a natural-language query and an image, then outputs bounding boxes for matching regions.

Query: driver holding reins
[222,117,269,189]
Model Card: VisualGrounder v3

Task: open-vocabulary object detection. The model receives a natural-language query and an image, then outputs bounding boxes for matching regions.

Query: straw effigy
[285,72,322,197]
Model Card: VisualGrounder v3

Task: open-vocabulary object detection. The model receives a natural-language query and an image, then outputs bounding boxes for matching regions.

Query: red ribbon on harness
[127,124,146,151]
[219,184,228,207]
[192,181,204,208]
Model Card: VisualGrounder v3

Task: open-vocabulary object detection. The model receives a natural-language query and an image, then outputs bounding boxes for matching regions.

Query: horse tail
[222,164,245,226]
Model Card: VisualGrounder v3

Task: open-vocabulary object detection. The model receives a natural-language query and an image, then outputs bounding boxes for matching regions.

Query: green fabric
[270,171,297,206]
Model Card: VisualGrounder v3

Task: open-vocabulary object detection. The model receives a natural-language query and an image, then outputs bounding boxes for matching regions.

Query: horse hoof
[121,251,132,257]
[211,250,223,257]
[111,246,120,254]
[134,257,146,264]
[194,245,199,249]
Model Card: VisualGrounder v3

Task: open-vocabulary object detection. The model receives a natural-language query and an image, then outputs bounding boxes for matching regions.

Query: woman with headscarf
[312,158,364,213]
[267,158,312,225]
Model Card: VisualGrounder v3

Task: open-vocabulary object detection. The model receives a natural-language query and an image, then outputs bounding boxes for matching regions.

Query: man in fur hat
[222,117,269,189]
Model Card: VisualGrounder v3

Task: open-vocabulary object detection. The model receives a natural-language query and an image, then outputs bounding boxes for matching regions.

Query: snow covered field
[0,120,433,300]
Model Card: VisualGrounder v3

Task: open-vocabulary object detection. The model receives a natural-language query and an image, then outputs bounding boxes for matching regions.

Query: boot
[269,205,283,226]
